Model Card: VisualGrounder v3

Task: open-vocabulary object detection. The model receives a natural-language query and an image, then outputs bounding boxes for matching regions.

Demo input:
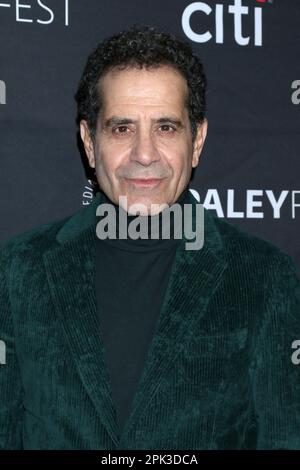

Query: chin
[122,195,169,216]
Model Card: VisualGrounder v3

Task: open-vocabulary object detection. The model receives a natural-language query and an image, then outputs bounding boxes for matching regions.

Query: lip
[126,178,163,187]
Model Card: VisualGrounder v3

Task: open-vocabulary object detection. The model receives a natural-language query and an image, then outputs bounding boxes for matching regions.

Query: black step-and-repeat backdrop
[1,0,299,275]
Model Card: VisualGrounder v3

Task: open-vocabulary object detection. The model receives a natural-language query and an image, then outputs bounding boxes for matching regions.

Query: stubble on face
[88,65,202,215]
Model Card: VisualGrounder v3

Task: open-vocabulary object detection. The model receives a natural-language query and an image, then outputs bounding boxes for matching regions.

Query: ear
[79,120,96,168]
[192,119,208,168]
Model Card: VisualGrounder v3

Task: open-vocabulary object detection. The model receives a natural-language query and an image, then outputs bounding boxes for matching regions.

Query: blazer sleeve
[250,252,300,449]
[0,250,24,449]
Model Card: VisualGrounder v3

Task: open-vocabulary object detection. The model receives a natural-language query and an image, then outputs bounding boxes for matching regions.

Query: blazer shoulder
[0,212,74,263]
[206,209,298,277]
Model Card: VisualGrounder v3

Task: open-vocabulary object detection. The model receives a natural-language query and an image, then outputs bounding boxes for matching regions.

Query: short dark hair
[74,24,207,144]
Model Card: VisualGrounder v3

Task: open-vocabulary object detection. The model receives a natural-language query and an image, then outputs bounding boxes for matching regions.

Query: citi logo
[182,0,268,46]
[0,80,6,105]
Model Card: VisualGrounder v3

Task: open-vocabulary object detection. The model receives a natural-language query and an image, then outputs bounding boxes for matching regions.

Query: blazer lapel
[118,193,228,447]
[43,190,228,449]
[43,193,120,447]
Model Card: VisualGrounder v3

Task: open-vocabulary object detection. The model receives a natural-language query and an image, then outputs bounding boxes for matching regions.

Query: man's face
[80,64,207,215]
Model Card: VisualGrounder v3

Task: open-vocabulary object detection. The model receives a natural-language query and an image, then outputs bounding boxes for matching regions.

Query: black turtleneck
[95,185,191,436]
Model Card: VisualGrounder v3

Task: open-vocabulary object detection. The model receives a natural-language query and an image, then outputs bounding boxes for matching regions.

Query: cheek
[163,146,191,176]
[95,145,124,177]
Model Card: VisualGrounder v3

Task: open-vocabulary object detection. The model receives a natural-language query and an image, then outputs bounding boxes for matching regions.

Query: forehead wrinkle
[102,99,187,120]
[105,96,183,109]
[98,69,189,129]
[99,68,188,106]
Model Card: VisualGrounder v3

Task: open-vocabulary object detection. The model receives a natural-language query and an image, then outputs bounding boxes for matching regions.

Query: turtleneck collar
[95,185,191,251]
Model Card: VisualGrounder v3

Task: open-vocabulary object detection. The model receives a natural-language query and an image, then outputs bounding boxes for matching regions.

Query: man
[0,25,300,450]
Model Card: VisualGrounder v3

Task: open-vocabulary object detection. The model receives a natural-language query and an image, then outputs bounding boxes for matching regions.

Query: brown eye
[160,124,176,132]
[113,126,129,134]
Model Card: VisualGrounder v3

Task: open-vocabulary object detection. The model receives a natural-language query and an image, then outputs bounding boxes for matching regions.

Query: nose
[129,128,161,167]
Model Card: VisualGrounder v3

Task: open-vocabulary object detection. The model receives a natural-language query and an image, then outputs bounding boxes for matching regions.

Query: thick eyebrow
[156,117,184,128]
[102,116,184,129]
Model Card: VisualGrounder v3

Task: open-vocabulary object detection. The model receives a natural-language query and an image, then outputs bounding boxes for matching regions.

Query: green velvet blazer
[0,190,300,450]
